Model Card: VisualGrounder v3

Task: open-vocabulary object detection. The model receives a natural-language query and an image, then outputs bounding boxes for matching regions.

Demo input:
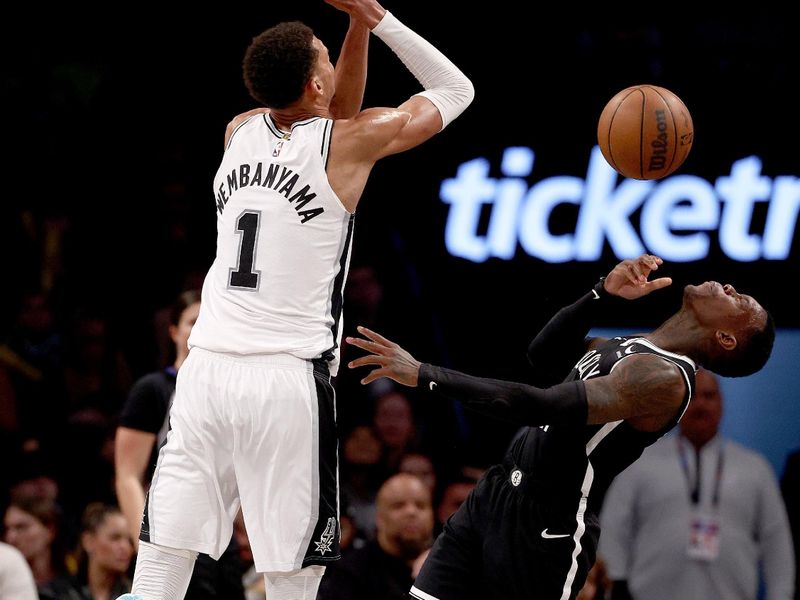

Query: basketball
[597,85,694,180]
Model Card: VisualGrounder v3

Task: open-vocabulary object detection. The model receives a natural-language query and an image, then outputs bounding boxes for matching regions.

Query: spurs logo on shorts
[314,517,337,555]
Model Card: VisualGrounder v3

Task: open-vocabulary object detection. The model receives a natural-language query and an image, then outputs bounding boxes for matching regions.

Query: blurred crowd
[0,182,797,600]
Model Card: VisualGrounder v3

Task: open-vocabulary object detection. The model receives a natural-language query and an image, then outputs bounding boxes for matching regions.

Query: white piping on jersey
[558,463,591,599]
[618,337,697,371]
[559,419,622,600]
[410,585,440,600]
[586,421,623,455]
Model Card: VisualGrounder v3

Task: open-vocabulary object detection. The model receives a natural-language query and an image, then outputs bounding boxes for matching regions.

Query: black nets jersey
[509,336,696,514]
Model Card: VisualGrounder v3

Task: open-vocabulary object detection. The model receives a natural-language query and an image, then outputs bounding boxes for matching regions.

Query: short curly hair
[705,311,775,377]
[243,21,318,109]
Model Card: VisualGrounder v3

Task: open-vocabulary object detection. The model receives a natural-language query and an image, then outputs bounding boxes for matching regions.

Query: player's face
[311,37,335,105]
[83,513,133,574]
[683,281,766,334]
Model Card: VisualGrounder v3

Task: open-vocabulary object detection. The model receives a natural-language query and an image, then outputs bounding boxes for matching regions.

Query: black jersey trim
[320,119,333,167]
[301,365,341,566]
[263,113,285,139]
[321,214,355,363]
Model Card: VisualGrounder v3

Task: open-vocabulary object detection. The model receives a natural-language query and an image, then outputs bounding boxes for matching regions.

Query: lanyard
[677,437,725,507]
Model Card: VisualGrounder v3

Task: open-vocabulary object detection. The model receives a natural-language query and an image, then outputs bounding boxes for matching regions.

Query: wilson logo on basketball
[648,109,668,172]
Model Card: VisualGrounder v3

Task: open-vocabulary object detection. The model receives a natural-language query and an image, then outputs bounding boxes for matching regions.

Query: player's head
[683,281,774,377]
[243,22,335,109]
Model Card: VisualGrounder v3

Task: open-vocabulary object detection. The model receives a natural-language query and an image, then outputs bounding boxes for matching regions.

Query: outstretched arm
[347,327,685,428]
[527,254,672,387]
[328,12,370,119]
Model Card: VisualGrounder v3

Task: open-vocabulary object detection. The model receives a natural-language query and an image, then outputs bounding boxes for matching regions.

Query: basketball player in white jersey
[117,1,473,599]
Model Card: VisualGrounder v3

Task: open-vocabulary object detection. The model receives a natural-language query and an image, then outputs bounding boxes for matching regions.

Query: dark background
[4,3,798,460]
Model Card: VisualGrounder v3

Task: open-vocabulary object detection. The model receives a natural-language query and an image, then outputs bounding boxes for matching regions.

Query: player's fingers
[348,354,386,369]
[645,277,672,291]
[346,336,387,354]
[361,368,387,385]
[356,325,396,347]
[626,262,645,284]
[645,254,663,269]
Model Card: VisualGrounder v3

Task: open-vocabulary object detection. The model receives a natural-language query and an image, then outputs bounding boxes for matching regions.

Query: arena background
[3,4,798,473]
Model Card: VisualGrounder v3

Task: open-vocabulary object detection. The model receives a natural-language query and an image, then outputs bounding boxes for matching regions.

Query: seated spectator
[398,452,437,496]
[40,503,133,600]
[3,491,68,591]
[373,390,418,474]
[339,424,384,544]
[435,476,477,536]
[318,473,434,600]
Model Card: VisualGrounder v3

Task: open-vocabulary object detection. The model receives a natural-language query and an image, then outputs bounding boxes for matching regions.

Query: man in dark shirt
[318,473,433,600]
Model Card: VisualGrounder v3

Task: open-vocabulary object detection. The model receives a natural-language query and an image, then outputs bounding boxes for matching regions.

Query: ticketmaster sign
[440,146,799,263]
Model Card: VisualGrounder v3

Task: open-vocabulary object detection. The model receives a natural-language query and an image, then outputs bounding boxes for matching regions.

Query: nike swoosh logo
[429,381,437,391]
[591,289,600,300]
[541,529,570,539]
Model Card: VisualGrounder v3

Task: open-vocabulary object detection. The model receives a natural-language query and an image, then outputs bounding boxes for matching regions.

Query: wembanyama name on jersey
[189,114,354,374]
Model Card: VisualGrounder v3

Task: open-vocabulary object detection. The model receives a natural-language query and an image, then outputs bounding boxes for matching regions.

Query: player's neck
[646,311,701,359]
[270,102,329,130]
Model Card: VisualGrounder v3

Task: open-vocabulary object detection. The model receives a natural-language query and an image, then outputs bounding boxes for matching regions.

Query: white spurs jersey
[188,113,354,374]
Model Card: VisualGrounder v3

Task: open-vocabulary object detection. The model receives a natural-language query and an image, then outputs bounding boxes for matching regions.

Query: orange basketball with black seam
[597,84,694,180]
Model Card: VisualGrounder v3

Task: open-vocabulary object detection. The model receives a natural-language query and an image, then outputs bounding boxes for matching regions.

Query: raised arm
[347,327,686,430]
[527,254,671,386]
[328,14,370,119]
[329,0,473,150]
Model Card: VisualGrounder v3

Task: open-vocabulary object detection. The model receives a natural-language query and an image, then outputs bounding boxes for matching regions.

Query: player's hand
[603,254,672,300]
[324,0,385,29]
[346,326,421,386]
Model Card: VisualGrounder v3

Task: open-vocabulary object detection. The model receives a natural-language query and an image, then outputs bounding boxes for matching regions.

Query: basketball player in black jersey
[347,254,775,600]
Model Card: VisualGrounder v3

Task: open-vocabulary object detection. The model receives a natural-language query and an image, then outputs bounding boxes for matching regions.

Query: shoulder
[224,108,270,147]
[726,439,772,470]
[129,371,173,395]
[614,353,687,390]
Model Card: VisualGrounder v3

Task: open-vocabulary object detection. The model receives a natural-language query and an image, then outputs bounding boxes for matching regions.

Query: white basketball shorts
[140,348,340,572]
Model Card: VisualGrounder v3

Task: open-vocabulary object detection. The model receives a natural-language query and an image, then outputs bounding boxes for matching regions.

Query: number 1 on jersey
[229,211,260,290]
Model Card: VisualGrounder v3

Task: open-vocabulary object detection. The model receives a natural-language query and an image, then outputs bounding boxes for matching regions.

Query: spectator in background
[318,473,434,600]
[399,452,437,495]
[600,369,794,600]
[373,389,418,474]
[114,290,244,599]
[0,540,38,600]
[41,503,133,600]
[339,424,384,545]
[434,476,476,537]
[3,491,69,591]
[781,448,800,600]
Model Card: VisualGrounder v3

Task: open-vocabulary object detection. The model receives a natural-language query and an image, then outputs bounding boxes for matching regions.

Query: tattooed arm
[347,327,687,429]
[584,354,686,432]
